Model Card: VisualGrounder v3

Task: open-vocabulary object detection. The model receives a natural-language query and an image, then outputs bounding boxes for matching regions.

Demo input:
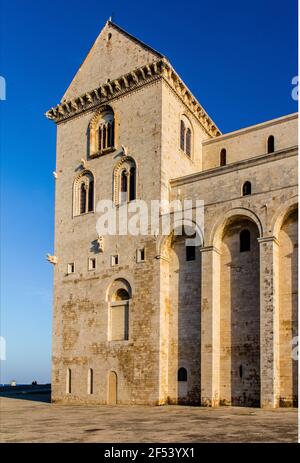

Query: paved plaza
[0,394,298,443]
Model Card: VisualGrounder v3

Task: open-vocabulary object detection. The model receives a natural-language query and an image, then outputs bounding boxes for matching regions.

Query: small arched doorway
[108,371,118,405]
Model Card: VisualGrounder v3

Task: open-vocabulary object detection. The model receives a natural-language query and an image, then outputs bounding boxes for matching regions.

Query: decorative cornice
[45,58,220,137]
[160,60,221,137]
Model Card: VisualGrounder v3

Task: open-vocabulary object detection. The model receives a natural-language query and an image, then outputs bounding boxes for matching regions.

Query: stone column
[200,246,220,406]
[258,236,280,408]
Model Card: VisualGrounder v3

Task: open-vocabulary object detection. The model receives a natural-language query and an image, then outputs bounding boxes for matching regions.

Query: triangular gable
[62,20,164,102]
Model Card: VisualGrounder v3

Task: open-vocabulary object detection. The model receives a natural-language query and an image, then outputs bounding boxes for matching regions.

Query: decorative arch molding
[89,105,114,129]
[209,207,263,248]
[73,169,95,216]
[105,277,134,302]
[113,155,137,205]
[89,105,115,157]
[157,218,204,259]
[271,197,298,239]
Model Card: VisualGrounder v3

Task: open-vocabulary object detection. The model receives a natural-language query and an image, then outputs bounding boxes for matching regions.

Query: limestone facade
[47,21,298,407]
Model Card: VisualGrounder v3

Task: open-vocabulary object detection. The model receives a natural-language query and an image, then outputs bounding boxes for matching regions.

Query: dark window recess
[239,365,243,378]
[180,120,185,151]
[80,183,87,214]
[267,135,275,153]
[121,170,127,192]
[88,181,94,212]
[186,246,196,261]
[240,229,251,252]
[186,128,191,156]
[220,148,226,166]
[129,167,136,201]
[178,367,187,382]
[242,181,251,196]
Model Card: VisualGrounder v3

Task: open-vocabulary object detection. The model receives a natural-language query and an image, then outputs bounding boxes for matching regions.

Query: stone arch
[218,213,261,406]
[160,220,202,405]
[106,277,132,302]
[210,207,263,249]
[276,202,298,406]
[113,156,137,205]
[157,218,204,259]
[73,169,95,216]
[271,198,298,240]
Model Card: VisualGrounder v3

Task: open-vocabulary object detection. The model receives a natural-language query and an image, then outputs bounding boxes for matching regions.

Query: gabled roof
[61,20,165,102]
[47,20,220,137]
[107,20,165,60]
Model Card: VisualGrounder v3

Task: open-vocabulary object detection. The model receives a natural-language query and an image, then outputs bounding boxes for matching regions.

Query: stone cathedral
[46,21,298,408]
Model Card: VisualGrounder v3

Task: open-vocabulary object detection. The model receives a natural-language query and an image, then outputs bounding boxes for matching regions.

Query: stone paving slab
[0,396,298,443]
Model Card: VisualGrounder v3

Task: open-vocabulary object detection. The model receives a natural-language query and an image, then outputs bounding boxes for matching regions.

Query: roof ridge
[107,20,165,60]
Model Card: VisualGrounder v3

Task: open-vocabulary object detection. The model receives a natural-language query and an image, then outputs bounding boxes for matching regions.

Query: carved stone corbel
[47,254,58,264]
[71,100,78,111]
[131,71,139,84]
[114,79,121,91]
[122,76,129,88]
[97,235,104,252]
[86,93,93,103]
[100,85,107,97]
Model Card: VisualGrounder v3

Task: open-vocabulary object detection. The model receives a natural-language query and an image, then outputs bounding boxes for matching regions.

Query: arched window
[267,135,275,153]
[109,280,131,341]
[129,167,136,201]
[74,171,94,216]
[120,170,128,204]
[114,288,130,301]
[178,367,187,382]
[242,181,251,196]
[88,368,93,395]
[186,128,192,157]
[180,120,185,151]
[90,106,115,156]
[66,368,71,394]
[80,183,87,214]
[88,180,94,212]
[240,229,251,252]
[180,116,193,157]
[114,157,136,206]
[220,148,227,166]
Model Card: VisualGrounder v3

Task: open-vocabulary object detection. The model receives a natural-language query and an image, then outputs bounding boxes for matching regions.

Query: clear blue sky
[0,0,297,384]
